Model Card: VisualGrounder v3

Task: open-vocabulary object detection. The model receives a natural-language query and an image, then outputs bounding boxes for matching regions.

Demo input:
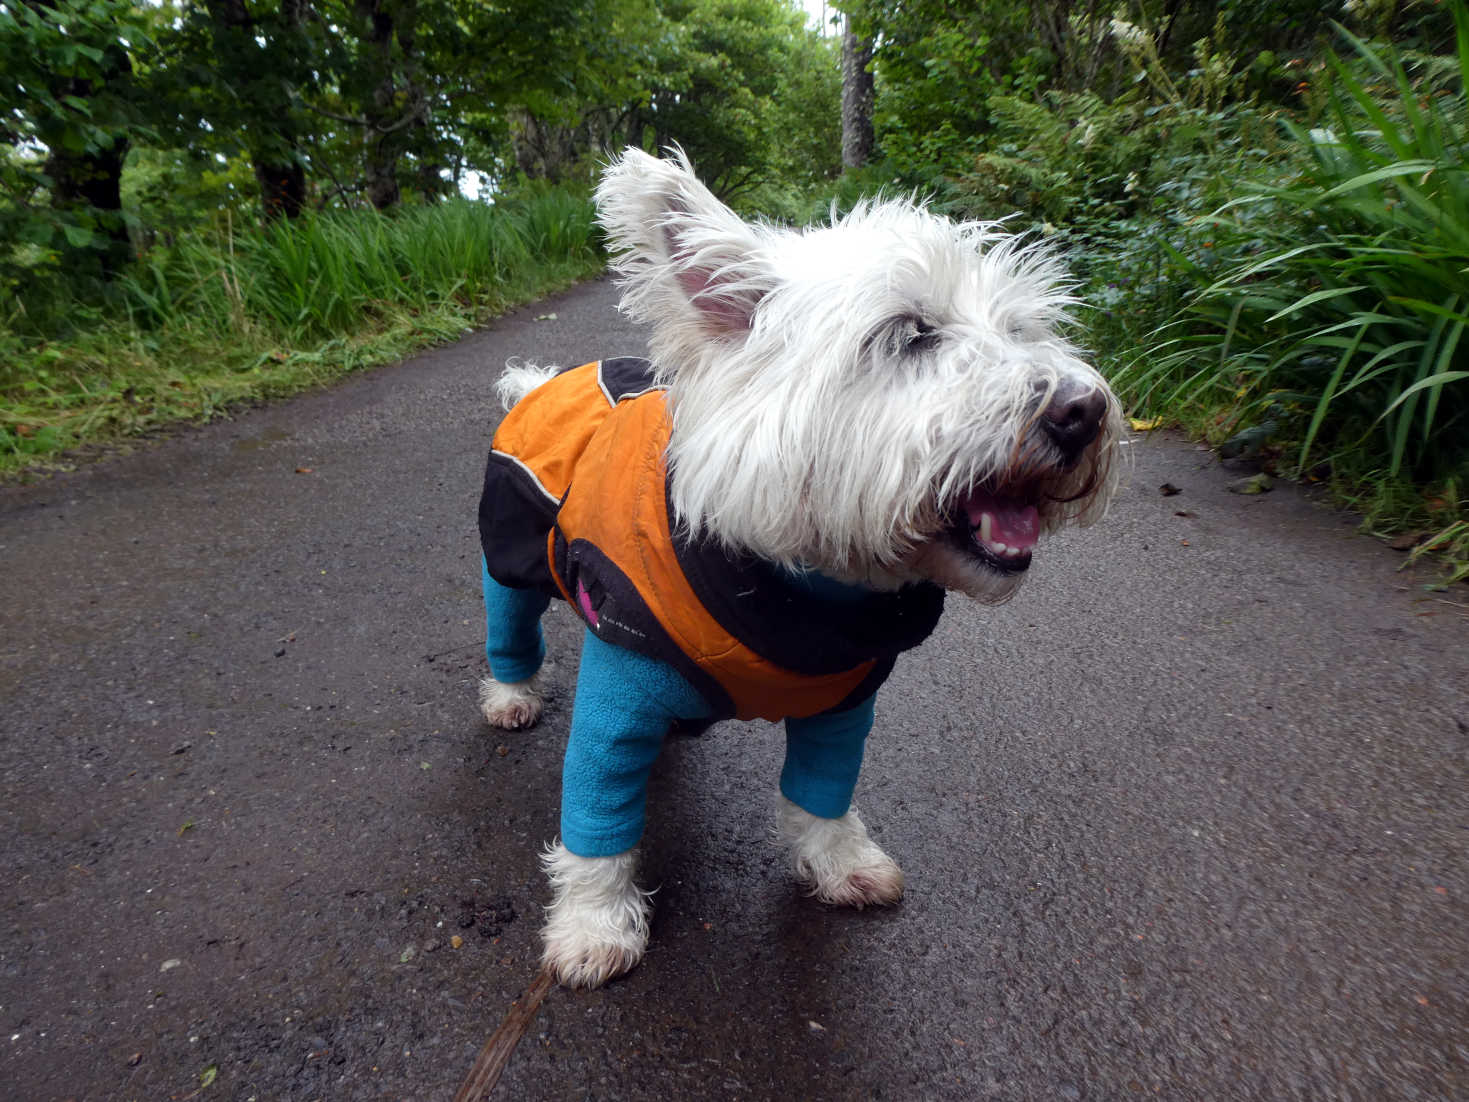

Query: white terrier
[475,148,1122,988]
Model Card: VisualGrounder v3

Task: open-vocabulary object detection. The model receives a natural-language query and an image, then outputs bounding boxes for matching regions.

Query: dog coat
[478,357,945,722]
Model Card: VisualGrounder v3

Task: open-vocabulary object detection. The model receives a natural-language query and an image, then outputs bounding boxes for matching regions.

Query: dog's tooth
[979,512,992,543]
[991,541,1009,555]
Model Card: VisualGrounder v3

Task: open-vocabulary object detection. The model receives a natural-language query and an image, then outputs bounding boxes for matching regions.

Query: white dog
[475,148,1122,988]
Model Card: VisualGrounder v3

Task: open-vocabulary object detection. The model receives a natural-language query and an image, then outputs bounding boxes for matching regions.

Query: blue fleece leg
[560,628,712,857]
[780,695,877,819]
[481,557,550,683]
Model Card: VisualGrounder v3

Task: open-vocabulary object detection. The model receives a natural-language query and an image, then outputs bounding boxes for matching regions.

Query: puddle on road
[231,428,292,452]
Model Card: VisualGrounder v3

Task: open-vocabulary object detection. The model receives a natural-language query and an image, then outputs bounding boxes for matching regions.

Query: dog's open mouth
[948,485,1040,574]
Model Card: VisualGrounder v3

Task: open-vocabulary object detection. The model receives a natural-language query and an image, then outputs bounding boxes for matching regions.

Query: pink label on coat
[576,580,599,628]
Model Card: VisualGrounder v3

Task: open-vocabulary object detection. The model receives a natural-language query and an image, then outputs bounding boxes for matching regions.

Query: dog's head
[596,148,1123,603]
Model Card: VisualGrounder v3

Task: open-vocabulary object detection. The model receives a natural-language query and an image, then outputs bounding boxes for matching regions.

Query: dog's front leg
[541,628,712,987]
[779,696,904,907]
[478,559,551,730]
[540,842,650,988]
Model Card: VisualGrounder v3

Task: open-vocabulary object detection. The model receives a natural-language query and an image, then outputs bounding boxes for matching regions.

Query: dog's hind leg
[778,697,904,907]
[479,558,551,729]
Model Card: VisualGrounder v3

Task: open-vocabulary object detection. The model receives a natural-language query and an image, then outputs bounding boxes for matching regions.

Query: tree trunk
[43,130,131,278]
[356,0,428,211]
[254,159,307,219]
[840,15,874,169]
[261,0,308,218]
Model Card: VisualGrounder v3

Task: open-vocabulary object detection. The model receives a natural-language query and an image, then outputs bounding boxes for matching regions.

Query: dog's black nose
[1040,386,1107,458]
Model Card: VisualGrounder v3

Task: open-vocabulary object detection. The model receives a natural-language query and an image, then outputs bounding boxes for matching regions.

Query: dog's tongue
[959,489,1039,554]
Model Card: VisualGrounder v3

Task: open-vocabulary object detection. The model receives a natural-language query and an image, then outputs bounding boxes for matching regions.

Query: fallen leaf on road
[1226,474,1273,495]
[1159,482,1181,496]
[1130,416,1163,431]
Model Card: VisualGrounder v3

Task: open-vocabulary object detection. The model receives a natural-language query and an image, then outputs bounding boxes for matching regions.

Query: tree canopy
[0,0,839,291]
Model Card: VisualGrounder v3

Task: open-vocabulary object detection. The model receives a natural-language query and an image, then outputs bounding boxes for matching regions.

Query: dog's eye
[905,319,942,354]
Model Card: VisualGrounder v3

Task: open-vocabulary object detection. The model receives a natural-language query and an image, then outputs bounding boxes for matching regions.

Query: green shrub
[1130,11,1469,488]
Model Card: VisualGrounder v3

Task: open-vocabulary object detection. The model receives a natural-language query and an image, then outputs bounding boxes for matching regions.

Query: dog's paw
[540,842,651,988]
[478,674,543,730]
[778,796,905,908]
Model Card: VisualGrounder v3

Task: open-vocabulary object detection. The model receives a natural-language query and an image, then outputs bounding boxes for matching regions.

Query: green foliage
[1130,14,1469,490]
[956,91,1164,223]
[0,0,154,285]
[912,15,1291,396]
[497,0,839,210]
[842,0,1036,186]
[499,184,600,258]
[121,146,258,245]
[638,0,841,205]
[950,11,1275,226]
[1403,514,1469,585]
[107,188,598,341]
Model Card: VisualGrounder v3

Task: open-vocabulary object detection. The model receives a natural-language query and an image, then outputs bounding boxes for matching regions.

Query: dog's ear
[597,148,772,336]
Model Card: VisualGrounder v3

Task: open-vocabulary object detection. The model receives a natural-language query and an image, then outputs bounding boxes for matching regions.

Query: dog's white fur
[532,799,902,988]
[777,796,904,907]
[538,843,651,988]
[495,359,560,412]
[476,671,544,730]
[484,149,1123,988]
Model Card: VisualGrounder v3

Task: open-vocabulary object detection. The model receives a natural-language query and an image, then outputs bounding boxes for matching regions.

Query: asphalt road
[2,276,1466,1102]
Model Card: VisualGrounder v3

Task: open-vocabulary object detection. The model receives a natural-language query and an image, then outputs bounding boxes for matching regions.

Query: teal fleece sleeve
[481,557,550,683]
[559,627,880,856]
[781,696,877,819]
[560,627,714,857]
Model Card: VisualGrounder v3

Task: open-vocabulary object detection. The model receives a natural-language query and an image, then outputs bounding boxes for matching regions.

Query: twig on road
[453,969,556,1101]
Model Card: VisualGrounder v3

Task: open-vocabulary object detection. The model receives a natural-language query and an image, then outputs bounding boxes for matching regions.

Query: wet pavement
[2,277,1466,1101]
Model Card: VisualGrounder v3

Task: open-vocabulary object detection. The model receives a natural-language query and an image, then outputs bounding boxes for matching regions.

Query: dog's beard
[735,424,1120,604]
[893,429,1119,603]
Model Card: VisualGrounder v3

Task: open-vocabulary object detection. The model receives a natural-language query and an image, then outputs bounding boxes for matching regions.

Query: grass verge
[1,189,603,479]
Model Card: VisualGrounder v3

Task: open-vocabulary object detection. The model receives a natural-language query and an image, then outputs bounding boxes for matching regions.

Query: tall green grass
[0,190,602,474]
[1116,9,1469,492]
